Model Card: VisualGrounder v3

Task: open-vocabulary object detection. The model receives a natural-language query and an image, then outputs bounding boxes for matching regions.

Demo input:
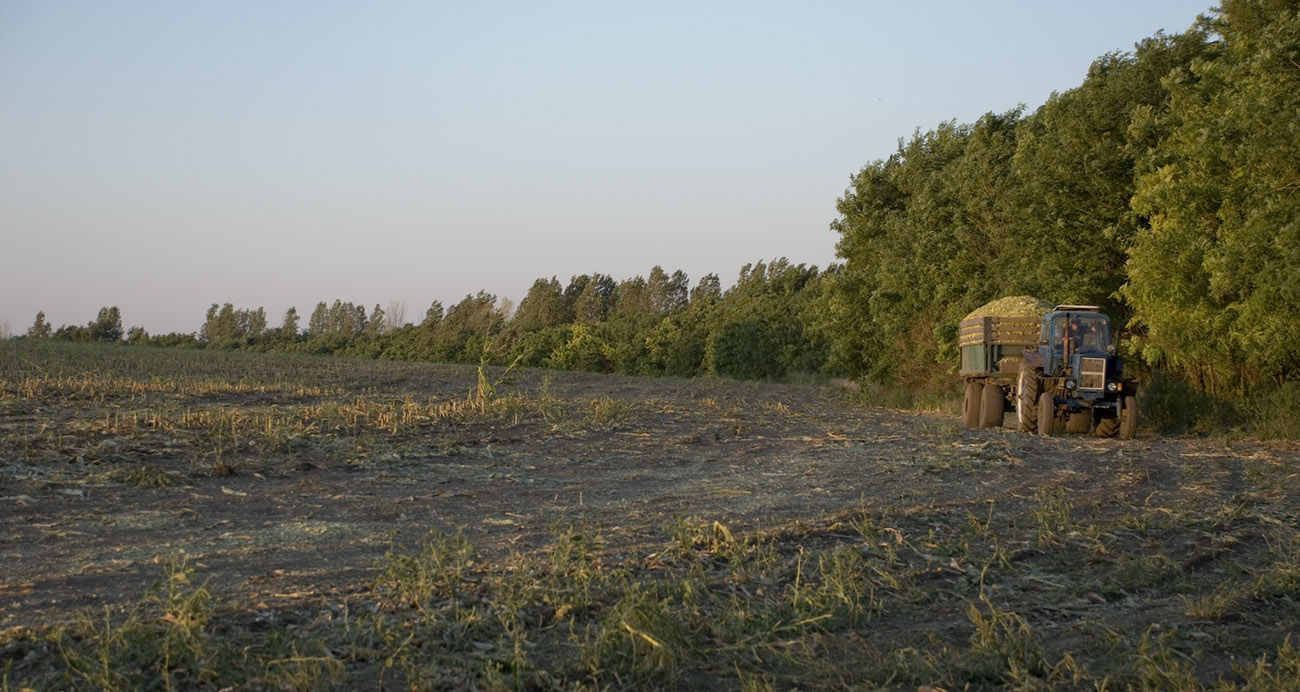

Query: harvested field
[2,341,1299,690]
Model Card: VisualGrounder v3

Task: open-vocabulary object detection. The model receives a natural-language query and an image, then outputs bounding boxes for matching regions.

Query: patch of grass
[587,397,634,427]
[1245,381,1300,440]
[109,464,176,488]
[1031,486,1074,546]
[52,557,220,690]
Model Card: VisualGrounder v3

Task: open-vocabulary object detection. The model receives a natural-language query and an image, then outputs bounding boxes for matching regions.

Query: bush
[1139,370,1239,435]
[1245,381,1300,440]
[706,320,786,380]
[547,325,614,373]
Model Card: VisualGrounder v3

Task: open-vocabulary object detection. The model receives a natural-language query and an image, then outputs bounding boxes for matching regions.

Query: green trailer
[958,315,1040,428]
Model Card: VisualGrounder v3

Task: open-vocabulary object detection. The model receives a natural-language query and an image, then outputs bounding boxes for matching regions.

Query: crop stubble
[2,341,1299,688]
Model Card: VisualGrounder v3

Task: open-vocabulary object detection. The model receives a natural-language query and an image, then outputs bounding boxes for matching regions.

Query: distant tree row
[26,308,130,343]
[18,260,829,381]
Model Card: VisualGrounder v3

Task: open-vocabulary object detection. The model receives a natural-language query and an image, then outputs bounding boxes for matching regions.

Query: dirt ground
[3,363,1299,632]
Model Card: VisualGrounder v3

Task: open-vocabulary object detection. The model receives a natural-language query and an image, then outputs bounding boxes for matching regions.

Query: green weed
[53,557,218,691]
[587,396,634,427]
[109,464,176,488]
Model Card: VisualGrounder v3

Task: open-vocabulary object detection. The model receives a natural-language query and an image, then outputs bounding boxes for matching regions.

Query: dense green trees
[200,304,267,346]
[571,274,616,323]
[1127,0,1300,393]
[32,306,125,342]
[824,1,1297,403]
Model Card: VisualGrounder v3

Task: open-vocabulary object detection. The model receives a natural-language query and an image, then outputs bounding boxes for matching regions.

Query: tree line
[23,261,828,381]
[17,1,1299,409]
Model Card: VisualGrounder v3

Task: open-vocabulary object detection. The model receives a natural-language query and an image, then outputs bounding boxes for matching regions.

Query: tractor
[960,301,1138,439]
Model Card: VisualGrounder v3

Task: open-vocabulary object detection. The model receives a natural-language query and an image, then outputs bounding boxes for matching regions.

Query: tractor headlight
[1065,379,1076,390]
[1106,382,1120,392]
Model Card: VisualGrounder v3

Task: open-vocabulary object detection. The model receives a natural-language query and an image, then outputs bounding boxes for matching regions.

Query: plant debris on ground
[2,340,1298,690]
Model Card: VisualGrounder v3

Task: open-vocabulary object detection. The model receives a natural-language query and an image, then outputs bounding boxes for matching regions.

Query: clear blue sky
[1,1,1214,335]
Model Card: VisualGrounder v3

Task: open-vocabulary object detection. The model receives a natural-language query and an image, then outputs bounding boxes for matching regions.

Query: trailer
[958,315,1040,429]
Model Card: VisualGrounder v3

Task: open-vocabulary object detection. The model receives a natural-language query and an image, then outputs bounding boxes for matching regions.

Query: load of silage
[963,296,1056,321]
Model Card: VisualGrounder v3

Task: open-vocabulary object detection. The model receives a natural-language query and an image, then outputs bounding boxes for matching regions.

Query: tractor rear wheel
[1017,367,1040,433]
[1119,394,1138,440]
[980,382,1005,428]
[962,380,981,429]
[1095,415,1119,438]
[1037,391,1055,436]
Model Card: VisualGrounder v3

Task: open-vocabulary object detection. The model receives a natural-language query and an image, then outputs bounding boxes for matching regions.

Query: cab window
[1075,316,1109,351]
[1051,316,1067,344]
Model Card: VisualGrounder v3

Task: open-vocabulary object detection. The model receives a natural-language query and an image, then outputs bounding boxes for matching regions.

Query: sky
[0,1,1215,336]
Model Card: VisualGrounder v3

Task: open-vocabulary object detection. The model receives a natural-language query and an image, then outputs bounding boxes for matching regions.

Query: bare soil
[5,363,1297,633]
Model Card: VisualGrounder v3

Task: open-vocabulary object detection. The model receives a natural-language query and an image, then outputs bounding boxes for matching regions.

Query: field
[2,341,1299,690]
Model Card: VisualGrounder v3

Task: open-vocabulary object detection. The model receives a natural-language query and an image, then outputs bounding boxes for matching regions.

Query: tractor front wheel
[1037,391,1055,436]
[1119,394,1138,440]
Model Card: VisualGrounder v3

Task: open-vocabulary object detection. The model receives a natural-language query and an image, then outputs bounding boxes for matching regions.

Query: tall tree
[88,306,123,342]
[423,301,444,327]
[690,274,722,306]
[572,274,616,323]
[246,307,268,336]
[647,266,689,314]
[613,276,651,317]
[307,302,329,337]
[27,311,52,339]
[1013,30,1210,318]
[432,292,502,362]
[365,304,387,337]
[514,277,568,330]
[385,301,407,330]
[281,307,300,340]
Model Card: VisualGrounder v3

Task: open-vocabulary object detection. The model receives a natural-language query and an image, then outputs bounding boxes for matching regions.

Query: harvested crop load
[963,296,1055,321]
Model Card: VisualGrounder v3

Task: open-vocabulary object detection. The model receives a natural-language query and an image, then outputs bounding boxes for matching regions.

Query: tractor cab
[1037,305,1123,401]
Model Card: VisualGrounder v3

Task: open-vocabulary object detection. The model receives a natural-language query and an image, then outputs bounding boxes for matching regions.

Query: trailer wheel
[1119,394,1138,440]
[962,380,981,429]
[1017,367,1040,433]
[1095,415,1119,438]
[1066,412,1092,434]
[980,382,1005,428]
[1037,391,1055,436]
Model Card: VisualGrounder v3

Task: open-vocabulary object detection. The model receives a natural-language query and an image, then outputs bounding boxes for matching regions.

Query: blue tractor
[1016,305,1138,438]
